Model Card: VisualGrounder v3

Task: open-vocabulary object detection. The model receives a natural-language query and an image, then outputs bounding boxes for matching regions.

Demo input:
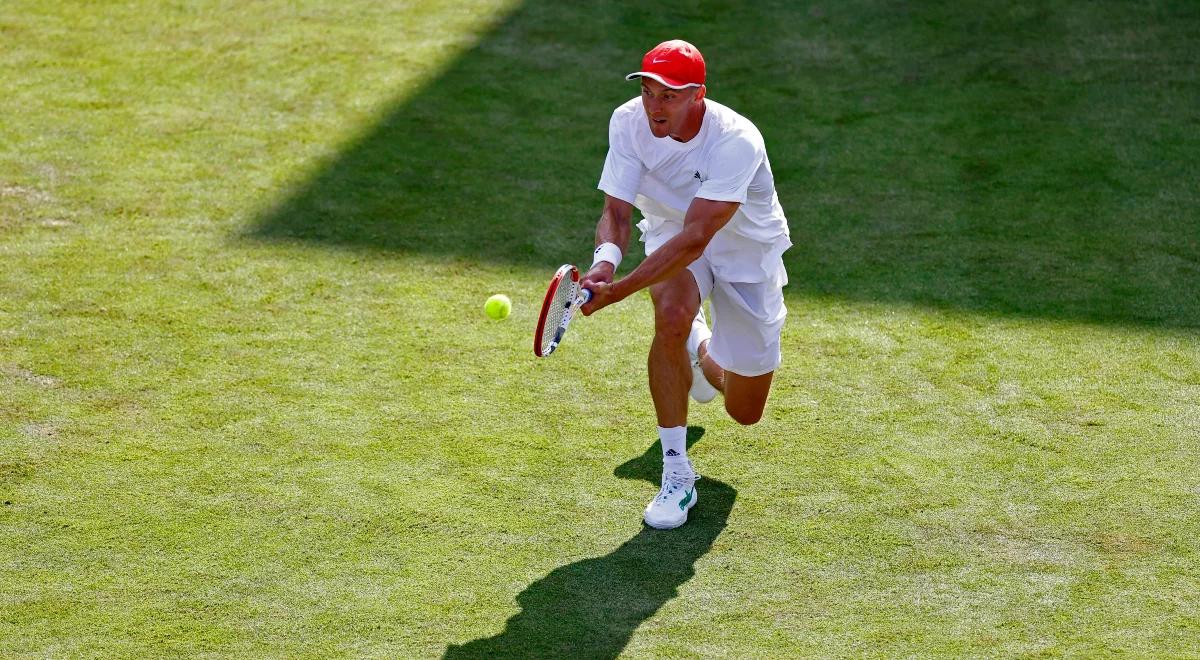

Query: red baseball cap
[625,39,706,89]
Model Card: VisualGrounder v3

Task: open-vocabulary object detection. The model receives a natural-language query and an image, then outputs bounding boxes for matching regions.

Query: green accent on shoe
[678,488,694,510]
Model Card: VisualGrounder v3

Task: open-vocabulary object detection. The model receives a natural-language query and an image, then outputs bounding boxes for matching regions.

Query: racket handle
[580,288,593,303]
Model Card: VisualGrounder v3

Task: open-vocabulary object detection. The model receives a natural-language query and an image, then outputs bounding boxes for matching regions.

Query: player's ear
[694,85,706,101]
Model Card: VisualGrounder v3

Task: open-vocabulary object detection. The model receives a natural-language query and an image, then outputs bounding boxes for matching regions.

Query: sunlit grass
[2,0,1198,656]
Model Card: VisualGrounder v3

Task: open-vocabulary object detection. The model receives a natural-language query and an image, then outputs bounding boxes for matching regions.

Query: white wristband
[592,242,623,270]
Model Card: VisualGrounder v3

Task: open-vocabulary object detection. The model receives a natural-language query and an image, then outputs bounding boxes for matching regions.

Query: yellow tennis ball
[484,294,511,320]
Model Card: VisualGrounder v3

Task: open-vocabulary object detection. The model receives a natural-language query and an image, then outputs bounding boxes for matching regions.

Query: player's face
[640,79,702,139]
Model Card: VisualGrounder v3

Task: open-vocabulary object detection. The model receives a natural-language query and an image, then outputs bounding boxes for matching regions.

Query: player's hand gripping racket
[533,264,593,357]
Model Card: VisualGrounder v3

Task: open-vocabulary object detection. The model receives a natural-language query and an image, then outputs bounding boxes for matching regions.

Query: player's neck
[669,100,706,143]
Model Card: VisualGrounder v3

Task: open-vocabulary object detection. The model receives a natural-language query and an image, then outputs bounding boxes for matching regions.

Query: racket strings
[540,277,577,352]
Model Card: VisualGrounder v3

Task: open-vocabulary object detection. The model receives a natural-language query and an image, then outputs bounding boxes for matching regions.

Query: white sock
[685,307,711,360]
[658,426,688,467]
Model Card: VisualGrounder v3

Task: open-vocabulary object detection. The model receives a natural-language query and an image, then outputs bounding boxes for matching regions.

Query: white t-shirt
[598,97,790,284]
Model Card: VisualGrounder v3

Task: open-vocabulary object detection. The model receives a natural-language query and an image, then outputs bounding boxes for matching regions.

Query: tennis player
[580,40,791,529]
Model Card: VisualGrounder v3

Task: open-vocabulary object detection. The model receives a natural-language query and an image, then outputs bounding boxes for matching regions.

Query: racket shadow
[444,426,735,659]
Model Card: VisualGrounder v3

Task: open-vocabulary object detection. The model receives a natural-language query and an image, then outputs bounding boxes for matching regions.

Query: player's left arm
[581,197,739,315]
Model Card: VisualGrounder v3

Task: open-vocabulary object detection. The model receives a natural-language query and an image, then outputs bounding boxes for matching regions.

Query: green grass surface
[3,0,1199,656]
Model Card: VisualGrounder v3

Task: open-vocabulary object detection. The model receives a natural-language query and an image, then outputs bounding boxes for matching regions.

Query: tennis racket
[533,264,593,358]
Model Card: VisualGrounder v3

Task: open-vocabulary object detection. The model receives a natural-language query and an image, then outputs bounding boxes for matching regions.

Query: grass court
[2,0,1198,656]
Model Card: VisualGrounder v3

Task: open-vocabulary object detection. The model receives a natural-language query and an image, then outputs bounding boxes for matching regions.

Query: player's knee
[726,402,764,426]
[653,301,695,342]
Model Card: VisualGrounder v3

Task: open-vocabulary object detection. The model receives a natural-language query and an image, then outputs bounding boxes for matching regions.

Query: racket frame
[533,264,593,357]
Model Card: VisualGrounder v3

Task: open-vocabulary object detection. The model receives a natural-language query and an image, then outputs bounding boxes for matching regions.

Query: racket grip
[580,288,593,303]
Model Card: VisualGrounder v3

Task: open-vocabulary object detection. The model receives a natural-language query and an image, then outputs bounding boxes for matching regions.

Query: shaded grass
[248,0,1200,328]
[1,0,1199,657]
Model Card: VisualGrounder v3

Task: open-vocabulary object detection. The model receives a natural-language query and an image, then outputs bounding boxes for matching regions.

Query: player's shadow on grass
[444,426,732,659]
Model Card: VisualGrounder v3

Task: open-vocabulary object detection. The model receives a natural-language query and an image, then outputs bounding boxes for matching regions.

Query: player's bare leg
[692,332,773,425]
[723,370,775,425]
[644,270,702,529]
[647,270,701,428]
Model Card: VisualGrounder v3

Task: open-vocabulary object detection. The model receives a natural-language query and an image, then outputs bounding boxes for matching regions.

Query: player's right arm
[586,100,642,291]
[581,194,633,287]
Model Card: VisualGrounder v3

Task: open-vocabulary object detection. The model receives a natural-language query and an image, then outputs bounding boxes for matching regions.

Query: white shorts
[641,221,787,377]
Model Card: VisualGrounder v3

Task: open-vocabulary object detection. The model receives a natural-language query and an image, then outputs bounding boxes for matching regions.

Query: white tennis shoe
[687,308,718,404]
[644,463,700,529]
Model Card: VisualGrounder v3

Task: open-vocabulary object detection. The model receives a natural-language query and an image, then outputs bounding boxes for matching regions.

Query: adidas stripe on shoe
[644,465,700,530]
